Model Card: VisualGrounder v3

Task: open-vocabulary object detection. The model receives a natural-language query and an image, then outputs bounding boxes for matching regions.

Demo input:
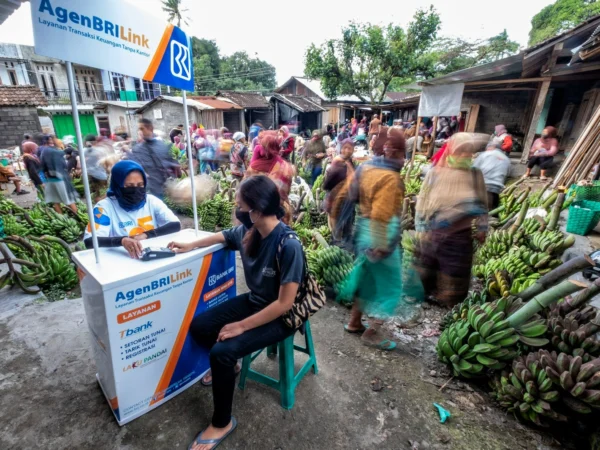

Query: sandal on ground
[363,339,397,351]
[540,176,550,181]
[188,417,237,450]
[344,323,369,334]
[200,365,241,387]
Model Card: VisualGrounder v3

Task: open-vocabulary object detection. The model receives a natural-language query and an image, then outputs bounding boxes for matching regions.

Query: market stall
[72,229,236,425]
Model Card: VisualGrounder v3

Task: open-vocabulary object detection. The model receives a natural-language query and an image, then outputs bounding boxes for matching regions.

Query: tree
[191,38,220,74]
[304,7,441,104]
[529,0,600,46]
[215,52,276,92]
[162,0,189,27]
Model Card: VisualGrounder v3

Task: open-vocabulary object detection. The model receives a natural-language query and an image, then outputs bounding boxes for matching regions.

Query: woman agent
[83,160,181,258]
[39,135,78,214]
[340,129,409,350]
[416,133,488,307]
[524,126,559,181]
[168,176,306,450]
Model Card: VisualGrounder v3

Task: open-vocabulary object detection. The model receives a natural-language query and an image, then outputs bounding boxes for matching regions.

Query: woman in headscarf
[324,138,355,238]
[335,125,350,154]
[416,133,488,308]
[278,126,294,161]
[338,128,416,350]
[246,131,295,223]
[230,132,248,180]
[350,118,358,136]
[22,141,45,195]
[39,135,78,213]
[302,130,327,185]
[524,126,559,181]
[83,160,181,258]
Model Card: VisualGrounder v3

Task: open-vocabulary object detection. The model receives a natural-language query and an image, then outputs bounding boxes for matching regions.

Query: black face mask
[235,208,254,229]
[120,186,146,210]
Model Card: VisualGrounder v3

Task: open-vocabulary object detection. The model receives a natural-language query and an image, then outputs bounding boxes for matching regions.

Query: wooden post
[428,116,438,158]
[520,80,552,163]
[405,116,421,183]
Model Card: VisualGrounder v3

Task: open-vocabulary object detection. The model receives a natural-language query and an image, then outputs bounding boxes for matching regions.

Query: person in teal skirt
[337,128,422,350]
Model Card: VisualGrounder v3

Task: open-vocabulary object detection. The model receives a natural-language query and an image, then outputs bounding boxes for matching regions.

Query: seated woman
[168,176,305,450]
[524,126,559,181]
[83,160,181,258]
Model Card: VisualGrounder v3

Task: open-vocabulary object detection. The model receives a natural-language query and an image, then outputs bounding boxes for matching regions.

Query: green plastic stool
[238,320,318,409]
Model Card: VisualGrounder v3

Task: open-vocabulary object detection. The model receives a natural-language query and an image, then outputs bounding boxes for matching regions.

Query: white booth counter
[72,229,236,425]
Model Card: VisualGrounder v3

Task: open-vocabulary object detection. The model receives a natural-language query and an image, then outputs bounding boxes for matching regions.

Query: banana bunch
[521,217,545,235]
[509,274,541,295]
[475,229,524,263]
[539,350,600,414]
[487,271,512,298]
[439,291,489,331]
[49,213,83,243]
[198,194,233,232]
[437,297,550,378]
[311,174,324,196]
[3,215,29,237]
[528,230,575,255]
[401,230,420,256]
[489,352,566,426]
[405,178,422,196]
[318,246,353,288]
[31,218,53,236]
[547,307,600,363]
[0,198,24,215]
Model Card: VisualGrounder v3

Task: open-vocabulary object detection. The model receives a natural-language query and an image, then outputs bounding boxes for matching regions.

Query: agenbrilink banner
[31,0,194,91]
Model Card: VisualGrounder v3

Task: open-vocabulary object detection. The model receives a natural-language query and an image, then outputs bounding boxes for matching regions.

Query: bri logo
[39,0,150,48]
[115,269,192,302]
[208,270,229,287]
[170,40,191,81]
[119,320,152,339]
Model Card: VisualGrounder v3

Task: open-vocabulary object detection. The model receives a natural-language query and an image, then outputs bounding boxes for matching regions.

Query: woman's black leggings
[189,293,295,428]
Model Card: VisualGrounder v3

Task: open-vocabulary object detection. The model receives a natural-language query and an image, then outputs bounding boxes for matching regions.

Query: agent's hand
[168,241,195,253]
[121,237,143,259]
[218,322,246,341]
[133,233,148,241]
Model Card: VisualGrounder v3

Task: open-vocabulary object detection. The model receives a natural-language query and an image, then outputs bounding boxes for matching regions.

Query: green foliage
[304,7,441,104]
[529,0,600,46]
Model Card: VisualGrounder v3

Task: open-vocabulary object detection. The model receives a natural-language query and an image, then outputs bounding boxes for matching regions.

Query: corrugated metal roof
[271,93,325,112]
[0,0,25,26]
[281,77,363,102]
[419,54,523,86]
[0,85,48,106]
[217,91,271,109]
[189,96,242,110]
[134,95,213,114]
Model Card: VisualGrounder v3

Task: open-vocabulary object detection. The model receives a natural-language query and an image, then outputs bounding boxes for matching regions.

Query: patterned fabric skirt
[417,224,473,308]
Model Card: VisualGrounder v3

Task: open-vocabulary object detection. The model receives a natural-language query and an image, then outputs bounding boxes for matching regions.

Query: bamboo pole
[428,116,438,158]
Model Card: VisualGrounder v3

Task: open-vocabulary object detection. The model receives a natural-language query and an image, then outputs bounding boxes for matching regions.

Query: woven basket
[566,200,600,235]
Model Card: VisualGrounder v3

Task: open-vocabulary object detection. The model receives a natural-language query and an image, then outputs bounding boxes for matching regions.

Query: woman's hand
[121,237,143,259]
[167,241,195,253]
[218,322,246,341]
[133,233,148,241]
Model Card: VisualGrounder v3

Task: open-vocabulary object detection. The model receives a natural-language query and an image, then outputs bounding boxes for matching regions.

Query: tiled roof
[217,91,271,109]
[0,85,48,106]
[271,94,325,113]
[190,96,242,110]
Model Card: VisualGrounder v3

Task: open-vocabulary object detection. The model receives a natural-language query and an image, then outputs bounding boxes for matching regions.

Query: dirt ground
[0,263,572,450]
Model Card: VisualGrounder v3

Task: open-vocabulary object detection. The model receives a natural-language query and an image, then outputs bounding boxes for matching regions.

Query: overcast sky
[0,0,554,86]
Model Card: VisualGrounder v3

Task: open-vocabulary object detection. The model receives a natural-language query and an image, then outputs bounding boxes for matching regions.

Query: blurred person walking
[127,119,179,199]
[230,132,248,181]
[416,133,488,307]
[83,134,109,203]
[473,141,511,209]
[21,141,44,196]
[40,135,77,213]
[338,129,413,350]
[303,130,327,185]
[279,126,294,162]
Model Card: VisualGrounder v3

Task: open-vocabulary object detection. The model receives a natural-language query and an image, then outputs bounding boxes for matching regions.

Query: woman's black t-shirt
[222,222,304,308]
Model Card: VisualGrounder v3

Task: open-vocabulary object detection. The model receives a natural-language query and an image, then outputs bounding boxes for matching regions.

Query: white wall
[0,59,30,85]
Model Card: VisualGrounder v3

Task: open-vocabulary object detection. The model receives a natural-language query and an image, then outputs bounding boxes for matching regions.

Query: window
[50,75,58,95]
[40,74,49,93]
[8,70,18,85]
[84,76,90,97]
[112,73,124,92]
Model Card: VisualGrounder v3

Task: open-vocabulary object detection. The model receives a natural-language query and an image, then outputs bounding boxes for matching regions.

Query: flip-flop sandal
[363,339,397,351]
[344,324,369,334]
[200,367,242,387]
[188,417,237,450]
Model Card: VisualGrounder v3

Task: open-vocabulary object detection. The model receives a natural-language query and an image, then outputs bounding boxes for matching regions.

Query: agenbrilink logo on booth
[170,40,190,81]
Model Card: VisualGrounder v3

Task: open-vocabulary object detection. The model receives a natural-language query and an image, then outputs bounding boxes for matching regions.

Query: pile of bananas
[475,229,525,263]
[547,306,600,363]
[405,178,422,196]
[528,230,575,255]
[509,274,541,295]
[540,350,600,414]
[50,213,83,243]
[437,296,549,378]
[521,217,545,235]
[311,174,324,196]
[4,236,78,293]
[198,193,234,232]
[3,215,29,237]
[489,352,565,426]
[439,291,489,331]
